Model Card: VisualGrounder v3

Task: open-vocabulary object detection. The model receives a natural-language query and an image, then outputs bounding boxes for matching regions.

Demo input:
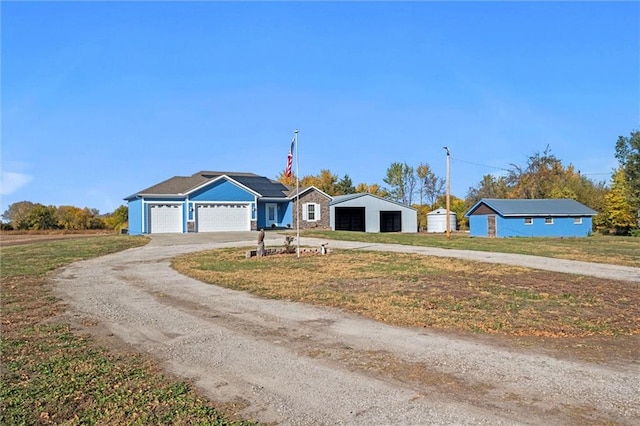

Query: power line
[451,157,611,177]
[450,157,510,172]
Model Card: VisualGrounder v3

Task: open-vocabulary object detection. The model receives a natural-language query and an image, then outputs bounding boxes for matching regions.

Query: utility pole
[294,129,300,258]
[443,146,451,240]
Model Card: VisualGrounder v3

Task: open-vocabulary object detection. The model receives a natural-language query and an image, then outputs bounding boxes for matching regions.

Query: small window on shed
[573,217,582,224]
[545,217,554,225]
[524,217,533,225]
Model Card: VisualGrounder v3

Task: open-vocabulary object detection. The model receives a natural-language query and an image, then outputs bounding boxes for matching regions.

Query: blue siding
[282,202,293,227]
[127,198,143,235]
[468,215,487,237]
[190,179,254,202]
[470,215,593,237]
[256,201,292,229]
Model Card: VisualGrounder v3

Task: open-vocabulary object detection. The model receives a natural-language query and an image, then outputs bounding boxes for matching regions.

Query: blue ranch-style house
[125,171,320,235]
[465,198,598,238]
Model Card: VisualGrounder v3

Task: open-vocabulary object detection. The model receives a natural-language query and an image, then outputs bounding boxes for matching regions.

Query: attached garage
[330,193,417,233]
[148,204,183,234]
[196,203,250,232]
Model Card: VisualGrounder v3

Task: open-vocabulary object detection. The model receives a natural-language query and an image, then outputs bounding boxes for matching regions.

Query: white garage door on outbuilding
[149,204,183,234]
[196,203,250,232]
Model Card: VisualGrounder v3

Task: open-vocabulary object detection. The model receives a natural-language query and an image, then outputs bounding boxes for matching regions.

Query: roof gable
[131,171,289,198]
[287,186,332,200]
[330,193,417,210]
[465,198,598,217]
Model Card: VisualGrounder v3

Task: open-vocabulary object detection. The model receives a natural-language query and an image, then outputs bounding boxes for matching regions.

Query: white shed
[427,208,457,233]
[330,193,417,233]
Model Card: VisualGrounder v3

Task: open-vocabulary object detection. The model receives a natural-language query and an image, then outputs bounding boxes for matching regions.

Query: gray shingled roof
[286,186,332,200]
[132,171,289,198]
[467,198,598,217]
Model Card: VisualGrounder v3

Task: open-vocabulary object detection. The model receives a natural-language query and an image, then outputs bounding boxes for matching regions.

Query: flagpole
[294,129,300,258]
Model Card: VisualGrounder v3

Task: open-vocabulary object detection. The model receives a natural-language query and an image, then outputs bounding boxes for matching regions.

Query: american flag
[285,138,294,177]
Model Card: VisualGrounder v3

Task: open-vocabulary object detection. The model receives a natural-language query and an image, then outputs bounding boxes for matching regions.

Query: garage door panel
[149,204,182,234]
[197,203,250,232]
[335,207,365,232]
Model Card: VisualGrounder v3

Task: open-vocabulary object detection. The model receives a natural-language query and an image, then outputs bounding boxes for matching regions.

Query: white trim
[545,217,554,225]
[524,217,533,225]
[573,217,583,224]
[303,202,320,222]
[265,203,278,227]
[147,202,184,234]
[137,194,184,199]
[143,200,184,234]
[288,186,333,201]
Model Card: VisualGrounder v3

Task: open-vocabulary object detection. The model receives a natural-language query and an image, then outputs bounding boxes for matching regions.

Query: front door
[265,203,277,228]
[487,215,496,238]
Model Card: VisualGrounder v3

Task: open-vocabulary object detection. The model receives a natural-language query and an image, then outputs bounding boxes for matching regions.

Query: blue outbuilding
[465,198,597,238]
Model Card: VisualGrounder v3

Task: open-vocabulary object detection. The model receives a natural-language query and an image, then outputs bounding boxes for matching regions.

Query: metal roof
[330,193,367,204]
[466,198,598,217]
[330,193,416,210]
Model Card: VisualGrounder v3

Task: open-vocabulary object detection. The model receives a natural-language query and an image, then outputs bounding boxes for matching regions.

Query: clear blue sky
[2,1,638,215]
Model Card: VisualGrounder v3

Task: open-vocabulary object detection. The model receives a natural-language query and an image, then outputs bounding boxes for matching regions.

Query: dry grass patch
[1,237,254,425]
[173,249,640,338]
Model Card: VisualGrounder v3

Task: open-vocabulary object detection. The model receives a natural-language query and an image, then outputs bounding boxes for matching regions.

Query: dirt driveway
[53,233,640,425]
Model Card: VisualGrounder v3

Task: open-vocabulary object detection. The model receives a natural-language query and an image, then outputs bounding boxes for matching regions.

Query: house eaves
[184,174,261,197]
[466,198,598,217]
[287,186,333,200]
[330,193,417,210]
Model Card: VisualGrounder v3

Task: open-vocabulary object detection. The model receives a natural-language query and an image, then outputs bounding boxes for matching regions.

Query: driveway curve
[53,233,640,425]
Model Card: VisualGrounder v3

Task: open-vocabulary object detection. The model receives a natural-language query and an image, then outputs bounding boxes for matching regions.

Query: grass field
[174,246,640,363]
[1,231,638,423]
[0,236,255,425]
[298,230,640,267]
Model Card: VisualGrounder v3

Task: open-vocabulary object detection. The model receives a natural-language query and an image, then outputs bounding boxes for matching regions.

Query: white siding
[330,195,417,233]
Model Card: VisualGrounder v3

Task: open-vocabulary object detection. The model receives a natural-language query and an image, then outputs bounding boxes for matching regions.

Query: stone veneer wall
[292,190,331,230]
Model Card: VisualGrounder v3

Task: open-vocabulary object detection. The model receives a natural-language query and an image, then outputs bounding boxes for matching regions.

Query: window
[573,217,582,224]
[545,217,554,225]
[303,203,321,222]
[524,217,533,225]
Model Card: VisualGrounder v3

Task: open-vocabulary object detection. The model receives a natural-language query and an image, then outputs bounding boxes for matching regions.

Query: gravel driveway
[53,233,640,425]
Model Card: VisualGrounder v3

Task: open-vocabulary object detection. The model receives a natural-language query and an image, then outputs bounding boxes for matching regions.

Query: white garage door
[196,203,250,232]
[149,204,183,233]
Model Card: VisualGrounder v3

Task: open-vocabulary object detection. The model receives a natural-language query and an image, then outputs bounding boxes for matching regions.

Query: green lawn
[297,230,640,268]
[0,236,256,426]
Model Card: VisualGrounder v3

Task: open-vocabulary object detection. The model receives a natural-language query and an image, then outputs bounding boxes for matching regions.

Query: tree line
[4,131,637,234]
[1,202,128,232]
[278,130,640,234]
